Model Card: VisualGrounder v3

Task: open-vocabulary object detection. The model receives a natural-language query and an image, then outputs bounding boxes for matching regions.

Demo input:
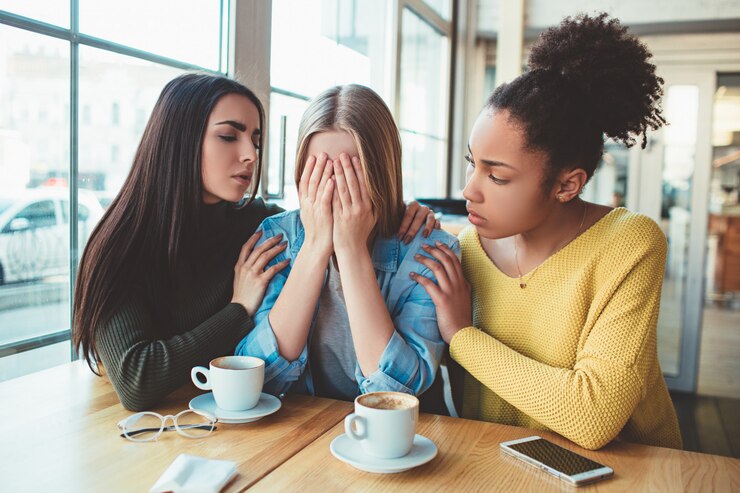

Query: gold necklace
[513,201,588,289]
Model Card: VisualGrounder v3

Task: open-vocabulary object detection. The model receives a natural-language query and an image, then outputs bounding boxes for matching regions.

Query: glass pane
[401,131,446,199]
[702,73,740,398]
[78,0,222,70]
[582,142,630,208]
[267,92,308,208]
[656,85,699,377]
[271,0,391,100]
[79,46,184,204]
[0,0,69,28]
[0,341,70,382]
[424,0,451,20]
[0,27,71,368]
[398,8,449,198]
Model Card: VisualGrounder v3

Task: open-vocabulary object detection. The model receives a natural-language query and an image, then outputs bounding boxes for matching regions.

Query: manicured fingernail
[414,254,421,259]
[421,244,430,250]
[435,241,443,247]
[409,272,416,278]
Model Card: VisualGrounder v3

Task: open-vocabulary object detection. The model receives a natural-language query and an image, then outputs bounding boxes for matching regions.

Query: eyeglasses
[117,409,218,442]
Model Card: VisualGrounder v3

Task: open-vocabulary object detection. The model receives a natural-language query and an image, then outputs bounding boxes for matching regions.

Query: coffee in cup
[344,391,419,459]
[191,356,264,411]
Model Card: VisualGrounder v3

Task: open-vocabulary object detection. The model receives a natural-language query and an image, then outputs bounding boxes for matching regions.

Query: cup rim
[210,355,265,371]
[355,391,419,411]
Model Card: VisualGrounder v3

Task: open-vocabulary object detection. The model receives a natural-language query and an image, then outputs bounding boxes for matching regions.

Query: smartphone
[500,436,614,486]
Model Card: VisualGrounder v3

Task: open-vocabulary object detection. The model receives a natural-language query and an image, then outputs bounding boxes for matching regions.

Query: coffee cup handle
[344,413,367,441]
[191,366,212,391]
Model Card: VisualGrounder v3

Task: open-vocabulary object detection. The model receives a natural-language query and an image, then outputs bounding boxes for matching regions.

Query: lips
[467,206,486,225]
[232,173,252,186]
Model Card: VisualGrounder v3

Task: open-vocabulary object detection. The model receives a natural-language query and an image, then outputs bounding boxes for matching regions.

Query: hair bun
[527,13,665,147]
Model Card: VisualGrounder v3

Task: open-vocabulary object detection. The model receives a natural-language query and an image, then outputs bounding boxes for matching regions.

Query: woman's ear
[553,168,588,203]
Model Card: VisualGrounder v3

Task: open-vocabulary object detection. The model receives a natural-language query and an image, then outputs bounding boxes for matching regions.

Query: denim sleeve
[357,236,461,396]
[234,215,308,395]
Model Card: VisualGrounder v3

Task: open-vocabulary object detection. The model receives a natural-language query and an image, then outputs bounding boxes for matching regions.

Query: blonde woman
[235,84,458,402]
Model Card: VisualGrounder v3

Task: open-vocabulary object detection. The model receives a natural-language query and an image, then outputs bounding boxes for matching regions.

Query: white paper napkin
[150,453,237,493]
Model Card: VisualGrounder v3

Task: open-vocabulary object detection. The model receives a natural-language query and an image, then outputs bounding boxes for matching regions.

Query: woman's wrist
[334,239,370,262]
[302,237,333,259]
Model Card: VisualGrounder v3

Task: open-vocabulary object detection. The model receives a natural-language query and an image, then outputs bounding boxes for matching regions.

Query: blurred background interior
[0,0,738,457]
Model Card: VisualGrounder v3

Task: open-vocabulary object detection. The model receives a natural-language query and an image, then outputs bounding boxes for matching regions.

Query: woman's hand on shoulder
[410,242,472,344]
[232,230,290,316]
[299,153,335,257]
[397,201,439,244]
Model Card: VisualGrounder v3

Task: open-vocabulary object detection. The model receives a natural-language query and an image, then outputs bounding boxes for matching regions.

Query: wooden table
[0,361,352,492]
[1,362,738,492]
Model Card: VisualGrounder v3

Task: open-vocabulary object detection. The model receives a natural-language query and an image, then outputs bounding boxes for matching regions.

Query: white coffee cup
[191,356,264,411]
[344,391,419,459]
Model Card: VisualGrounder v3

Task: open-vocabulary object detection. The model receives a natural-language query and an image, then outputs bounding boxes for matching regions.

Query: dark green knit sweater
[95,198,282,411]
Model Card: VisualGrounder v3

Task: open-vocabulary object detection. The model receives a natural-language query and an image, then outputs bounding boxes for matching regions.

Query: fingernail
[435,241,442,247]
[404,235,411,244]
[414,254,421,259]
[421,244,430,250]
[422,231,429,238]
[409,272,416,278]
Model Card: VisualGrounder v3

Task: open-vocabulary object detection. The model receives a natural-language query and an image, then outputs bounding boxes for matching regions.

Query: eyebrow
[467,144,515,170]
[214,120,261,136]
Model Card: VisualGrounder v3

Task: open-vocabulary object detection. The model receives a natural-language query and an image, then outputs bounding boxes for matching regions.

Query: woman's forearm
[335,246,395,376]
[269,244,330,361]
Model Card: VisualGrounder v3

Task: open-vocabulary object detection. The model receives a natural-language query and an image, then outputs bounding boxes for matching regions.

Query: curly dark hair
[487,13,665,187]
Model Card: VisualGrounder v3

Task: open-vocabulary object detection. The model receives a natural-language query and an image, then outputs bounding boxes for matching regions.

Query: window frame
[0,1,230,362]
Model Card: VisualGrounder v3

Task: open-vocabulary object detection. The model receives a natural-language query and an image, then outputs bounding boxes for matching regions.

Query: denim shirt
[235,209,460,398]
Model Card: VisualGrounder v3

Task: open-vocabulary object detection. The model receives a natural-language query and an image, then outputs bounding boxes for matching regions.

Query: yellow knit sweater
[450,208,682,450]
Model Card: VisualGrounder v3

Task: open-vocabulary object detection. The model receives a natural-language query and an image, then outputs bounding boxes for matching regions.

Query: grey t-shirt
[309,260,359,401]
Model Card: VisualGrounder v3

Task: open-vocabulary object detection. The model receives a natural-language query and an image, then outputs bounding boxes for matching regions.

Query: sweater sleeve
[96,296,254,411]
[450,236,666,450]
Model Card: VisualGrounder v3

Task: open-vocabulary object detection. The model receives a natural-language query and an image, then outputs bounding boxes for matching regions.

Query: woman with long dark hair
[413,14,682,450]
[73,74,436,411]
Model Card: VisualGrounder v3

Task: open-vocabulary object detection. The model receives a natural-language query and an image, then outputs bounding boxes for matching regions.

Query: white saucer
[189,392,281,424]
[330,433,438,474]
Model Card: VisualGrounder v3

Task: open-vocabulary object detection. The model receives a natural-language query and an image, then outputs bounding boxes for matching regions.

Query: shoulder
[258,209,301,233]
[595,208,667,258]
[583,208,668,270]
[399,227,459,259]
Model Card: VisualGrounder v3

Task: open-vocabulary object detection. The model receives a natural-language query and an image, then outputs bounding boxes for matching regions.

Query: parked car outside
[0,187,104,284]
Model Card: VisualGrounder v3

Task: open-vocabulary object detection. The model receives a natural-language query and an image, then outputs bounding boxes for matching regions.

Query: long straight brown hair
[73,73,264,372]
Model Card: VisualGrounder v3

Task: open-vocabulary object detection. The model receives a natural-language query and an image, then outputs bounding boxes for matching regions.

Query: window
[0,2,229,382]
[398,7,450,198]
[267,0,453,205]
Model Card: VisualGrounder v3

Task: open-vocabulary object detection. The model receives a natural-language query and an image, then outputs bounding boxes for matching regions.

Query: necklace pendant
[519,282,527,289]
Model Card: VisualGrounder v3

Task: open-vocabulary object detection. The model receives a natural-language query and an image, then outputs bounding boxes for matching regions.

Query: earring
[557,194,565,202]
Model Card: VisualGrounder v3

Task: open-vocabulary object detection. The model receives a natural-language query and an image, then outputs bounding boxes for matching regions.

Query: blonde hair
[294,84,405,237]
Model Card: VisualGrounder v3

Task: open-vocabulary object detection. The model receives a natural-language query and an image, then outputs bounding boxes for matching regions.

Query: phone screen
[507,438,607,476]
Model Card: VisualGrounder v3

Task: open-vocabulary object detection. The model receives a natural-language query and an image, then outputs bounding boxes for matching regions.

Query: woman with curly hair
[411,13,682,450]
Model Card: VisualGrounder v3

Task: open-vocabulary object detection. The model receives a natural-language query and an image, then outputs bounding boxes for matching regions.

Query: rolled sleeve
[355,231,459,396]
[233,214,308,395]
[236,314,307,395]
[356,287,444,396]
